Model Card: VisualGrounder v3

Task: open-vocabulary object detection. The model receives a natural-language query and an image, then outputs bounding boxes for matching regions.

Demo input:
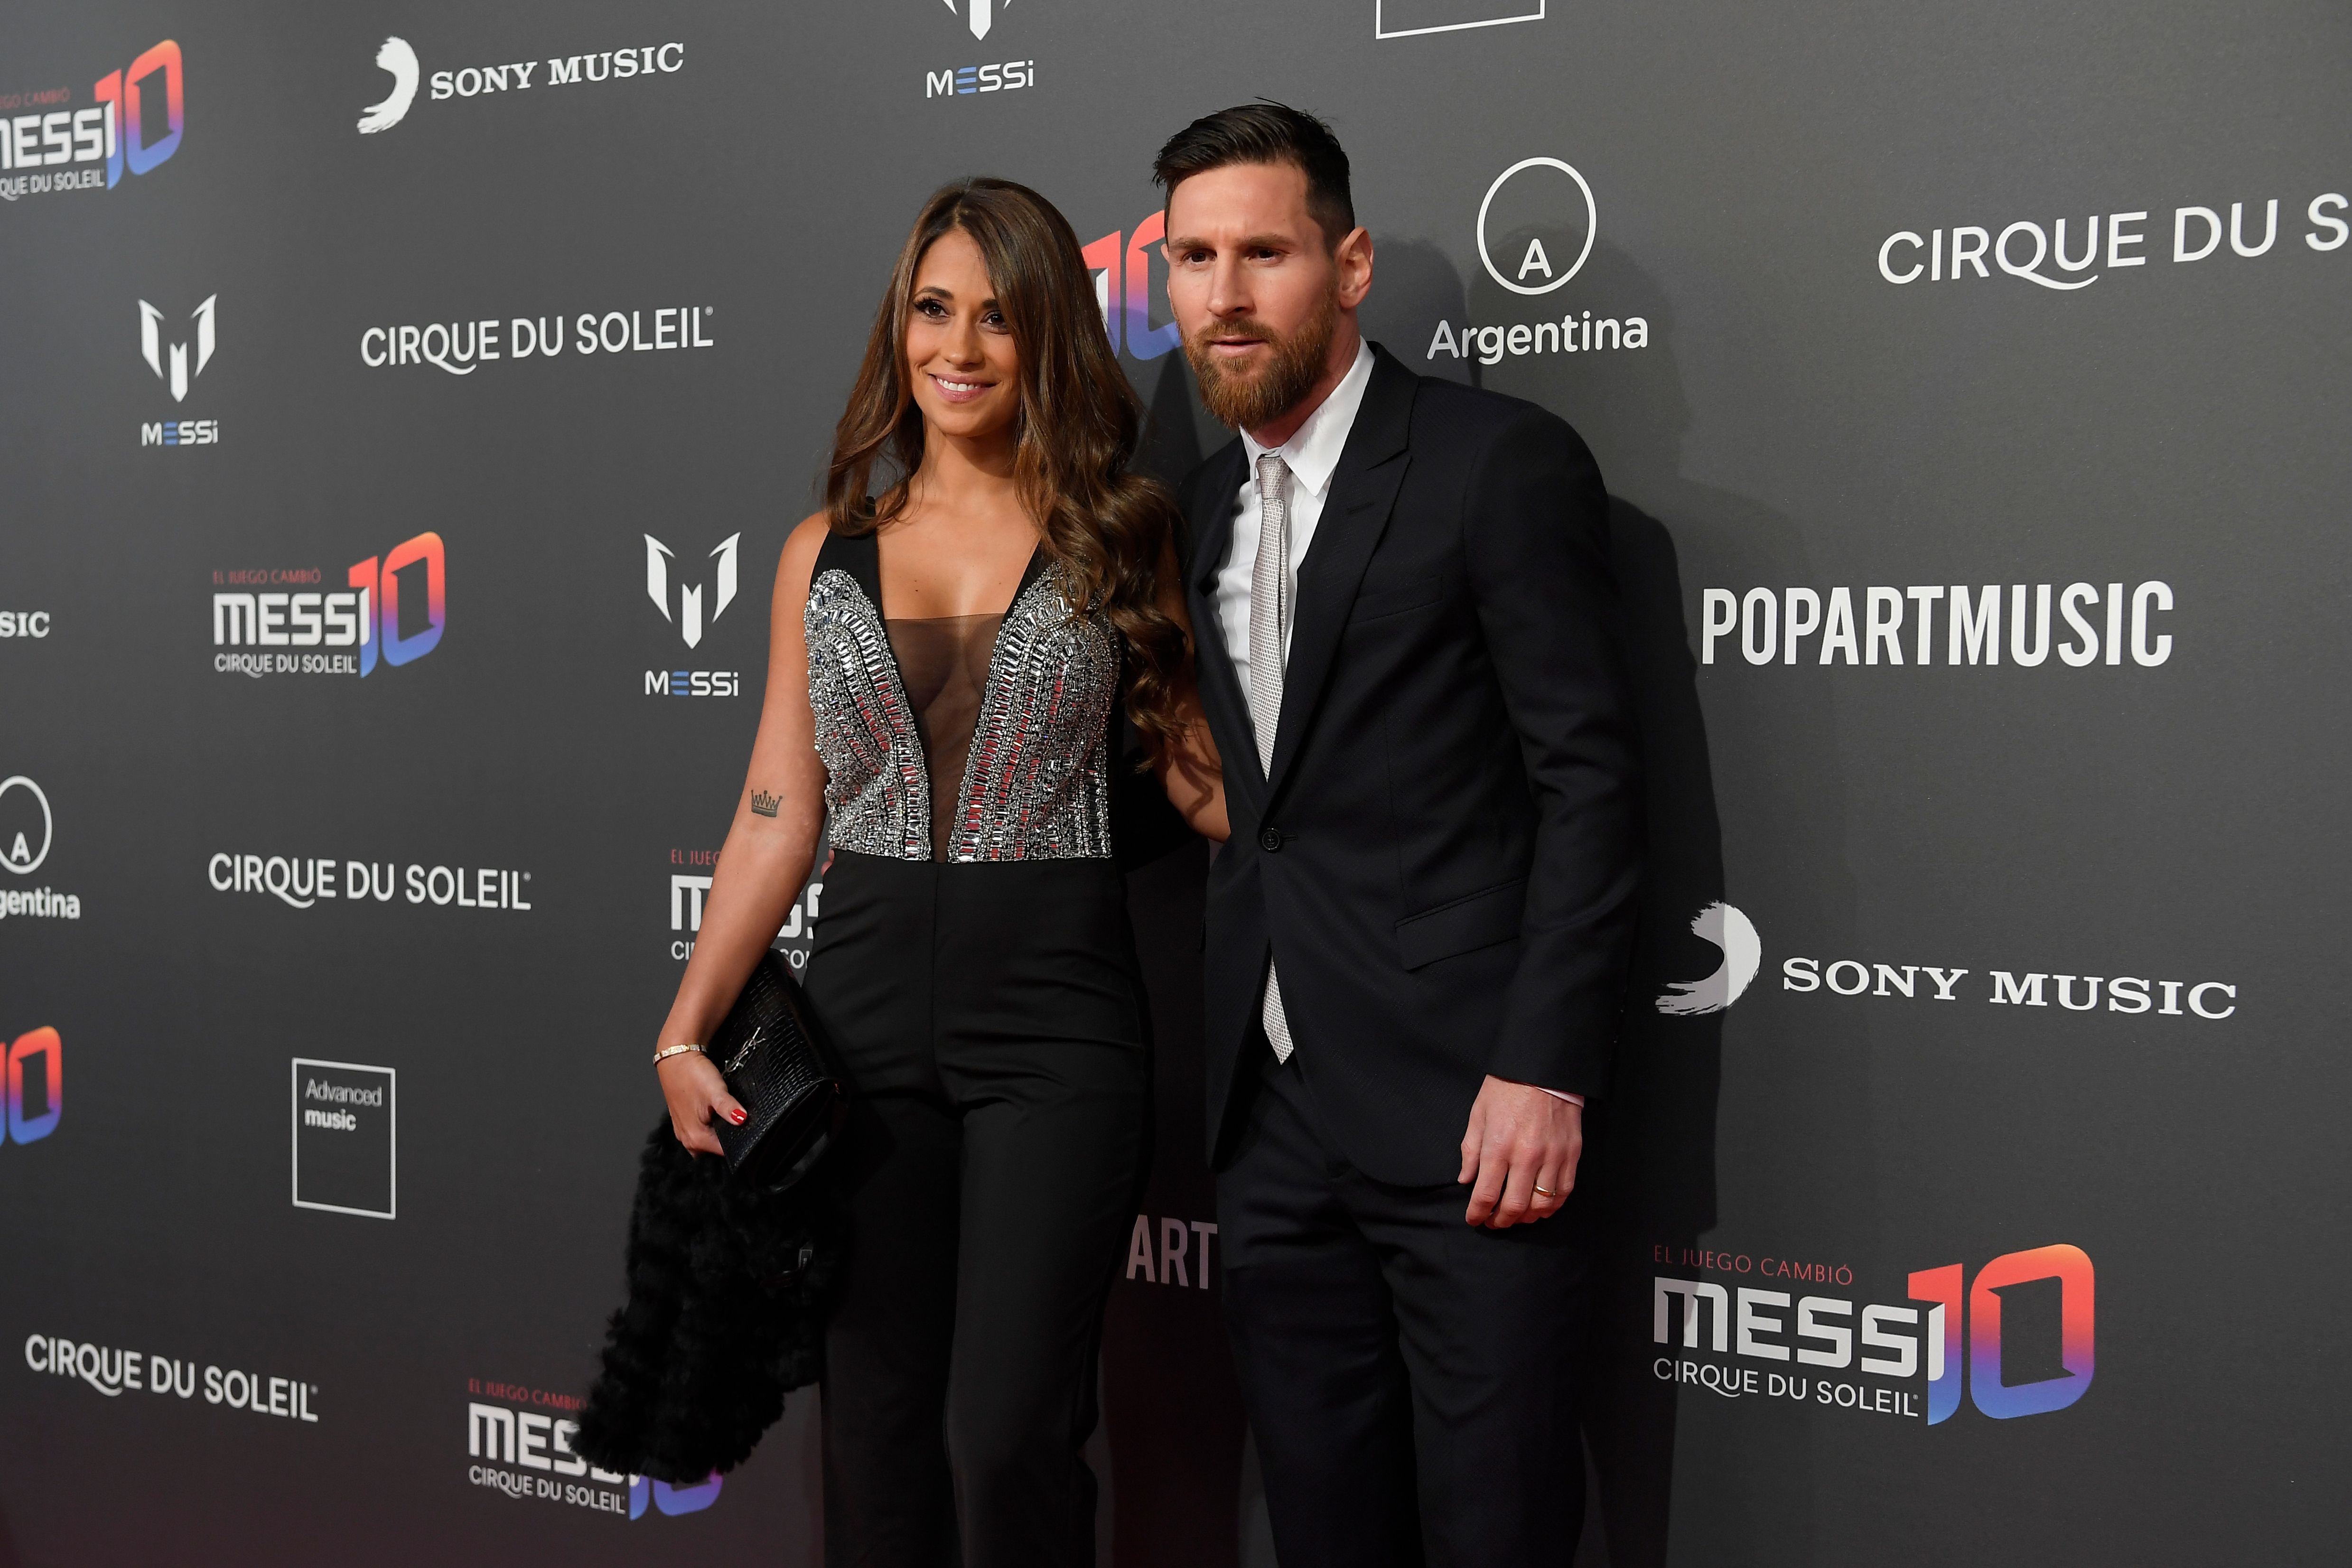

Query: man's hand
[1457,1075,1583,1229]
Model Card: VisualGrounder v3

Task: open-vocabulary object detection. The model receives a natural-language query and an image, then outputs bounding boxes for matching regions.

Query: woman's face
[905,226,1020,444]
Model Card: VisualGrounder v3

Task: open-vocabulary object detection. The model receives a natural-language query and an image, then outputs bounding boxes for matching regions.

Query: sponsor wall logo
[361,307,714,375]
[644,533,744,696]
[1426,158,1651,366]
[0,775,80,924]
[670,848,822,968]
[0,610,50,639]
[1876,191,2350,288]
[1080,208,1182,362]
[358,37,685,134]
[210,532,445,678]
[0,39,183,203]
[465,1385,720,1520]
[1376,1,1545,41]
[2,1027,61,1146]
[1652,1240,2094,1426]
[1655,902,1761,1017]
[292,1059,394,1219]
[923,0,1036,101]
[138,293,221,448]
[210,853,532,913]
[25,1332,319,1420]
[1656,904,2237,1021]
[1699,579,2175,669]
[1123,1213,1219,1290]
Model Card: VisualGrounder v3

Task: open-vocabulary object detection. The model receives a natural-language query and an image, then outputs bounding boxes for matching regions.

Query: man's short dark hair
[1152,103,1355,248]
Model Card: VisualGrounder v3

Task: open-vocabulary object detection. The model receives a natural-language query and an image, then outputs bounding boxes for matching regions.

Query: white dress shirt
[1211,339,1583,1111]
[1213,339,1376,693]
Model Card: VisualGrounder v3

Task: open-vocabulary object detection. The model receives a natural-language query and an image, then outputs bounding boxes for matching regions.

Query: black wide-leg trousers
[807,851,1149,1568]
[1216,1043,1596,1568]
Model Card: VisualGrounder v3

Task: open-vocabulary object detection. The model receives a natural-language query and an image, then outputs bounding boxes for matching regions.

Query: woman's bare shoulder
[776,513,832,597]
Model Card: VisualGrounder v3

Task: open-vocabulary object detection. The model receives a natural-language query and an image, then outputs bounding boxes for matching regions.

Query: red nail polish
[729,1109,747,1125]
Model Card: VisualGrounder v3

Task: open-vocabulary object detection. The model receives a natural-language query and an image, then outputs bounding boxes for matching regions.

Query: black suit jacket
[1181,345,1641,1186]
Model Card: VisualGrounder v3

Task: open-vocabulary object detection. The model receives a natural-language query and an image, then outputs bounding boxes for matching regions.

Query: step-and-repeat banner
[3,2,2344,1563]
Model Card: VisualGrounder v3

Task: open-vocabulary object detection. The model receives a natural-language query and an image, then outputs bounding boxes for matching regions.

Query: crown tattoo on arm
[749,789,781,818]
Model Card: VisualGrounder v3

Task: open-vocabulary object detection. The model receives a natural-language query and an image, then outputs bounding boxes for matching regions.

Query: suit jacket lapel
[1264,348,1415,796]
[1183,440,1266,807]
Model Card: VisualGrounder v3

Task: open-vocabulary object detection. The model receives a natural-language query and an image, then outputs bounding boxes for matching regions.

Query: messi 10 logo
[0,39,183,198]
[1081,209,1183,362]
[212,532,445,678]
[1653,1242,2093,1426]
[1,1027,62,1146]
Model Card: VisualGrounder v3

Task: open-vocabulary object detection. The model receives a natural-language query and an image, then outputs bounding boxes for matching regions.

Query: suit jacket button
[1258,827,1283,853]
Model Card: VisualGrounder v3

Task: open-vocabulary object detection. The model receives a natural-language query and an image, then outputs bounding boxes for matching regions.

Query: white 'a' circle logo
[0,775,54,875]
[1477,157,1597,296]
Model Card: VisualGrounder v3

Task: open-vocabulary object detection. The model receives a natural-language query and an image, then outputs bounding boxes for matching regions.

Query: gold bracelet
[651,1042,706,1067]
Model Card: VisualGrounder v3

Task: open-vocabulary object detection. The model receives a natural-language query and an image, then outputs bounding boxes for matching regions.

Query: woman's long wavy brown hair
[825,178,1191,764]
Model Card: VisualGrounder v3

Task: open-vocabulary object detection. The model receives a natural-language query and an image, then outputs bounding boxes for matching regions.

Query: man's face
[1164,161,1365,431]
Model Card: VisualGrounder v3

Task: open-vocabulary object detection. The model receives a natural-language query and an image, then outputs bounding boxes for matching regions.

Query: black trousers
[808,852,1149,1568]
[1216,1042,1596,1568]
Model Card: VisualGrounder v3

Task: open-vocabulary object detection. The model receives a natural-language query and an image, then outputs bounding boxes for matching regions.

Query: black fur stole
[573,1119,842,1482]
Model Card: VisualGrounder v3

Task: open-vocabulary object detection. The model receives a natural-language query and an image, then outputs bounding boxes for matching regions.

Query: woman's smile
[926,371,995,402]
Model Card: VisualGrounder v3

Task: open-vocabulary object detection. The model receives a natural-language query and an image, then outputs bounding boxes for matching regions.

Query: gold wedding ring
[1533,1184,1559,1196]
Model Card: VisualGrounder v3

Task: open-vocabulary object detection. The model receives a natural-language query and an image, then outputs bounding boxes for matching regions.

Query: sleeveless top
[805,529,1120,862]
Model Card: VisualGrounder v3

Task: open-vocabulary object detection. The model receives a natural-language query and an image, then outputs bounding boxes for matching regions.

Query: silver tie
[1249,453,1296,1063]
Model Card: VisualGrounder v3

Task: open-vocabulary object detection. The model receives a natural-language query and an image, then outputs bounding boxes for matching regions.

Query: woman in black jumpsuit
[649,177,1225,1568]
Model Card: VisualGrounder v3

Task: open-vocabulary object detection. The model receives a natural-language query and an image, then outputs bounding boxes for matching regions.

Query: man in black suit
[1154,104,1641,1565]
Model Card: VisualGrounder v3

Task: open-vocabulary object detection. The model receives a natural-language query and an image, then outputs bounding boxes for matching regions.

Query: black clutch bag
[708,952,847,1191]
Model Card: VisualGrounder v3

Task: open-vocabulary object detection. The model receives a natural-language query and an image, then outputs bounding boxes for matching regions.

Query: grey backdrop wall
[2,2,2346,1563]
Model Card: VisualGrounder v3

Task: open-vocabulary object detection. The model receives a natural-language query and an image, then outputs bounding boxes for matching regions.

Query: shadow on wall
[1372,230,1737,1565]
[1447,233,1876,1565]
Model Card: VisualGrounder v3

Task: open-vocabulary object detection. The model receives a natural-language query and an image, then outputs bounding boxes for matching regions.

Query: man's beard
[1184,289,1338,433]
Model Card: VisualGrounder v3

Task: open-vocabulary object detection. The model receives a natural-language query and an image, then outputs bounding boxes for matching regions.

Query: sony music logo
[357,37,684,135]
[1652,903,2236,1021]
[361,308,713,375]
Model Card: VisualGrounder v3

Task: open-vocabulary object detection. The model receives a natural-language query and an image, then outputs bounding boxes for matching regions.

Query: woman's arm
[653,515,833,1154]
[1150,533,1229,843]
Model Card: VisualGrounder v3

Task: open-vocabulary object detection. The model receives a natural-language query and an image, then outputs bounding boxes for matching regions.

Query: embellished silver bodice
[805,560,1120,861]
